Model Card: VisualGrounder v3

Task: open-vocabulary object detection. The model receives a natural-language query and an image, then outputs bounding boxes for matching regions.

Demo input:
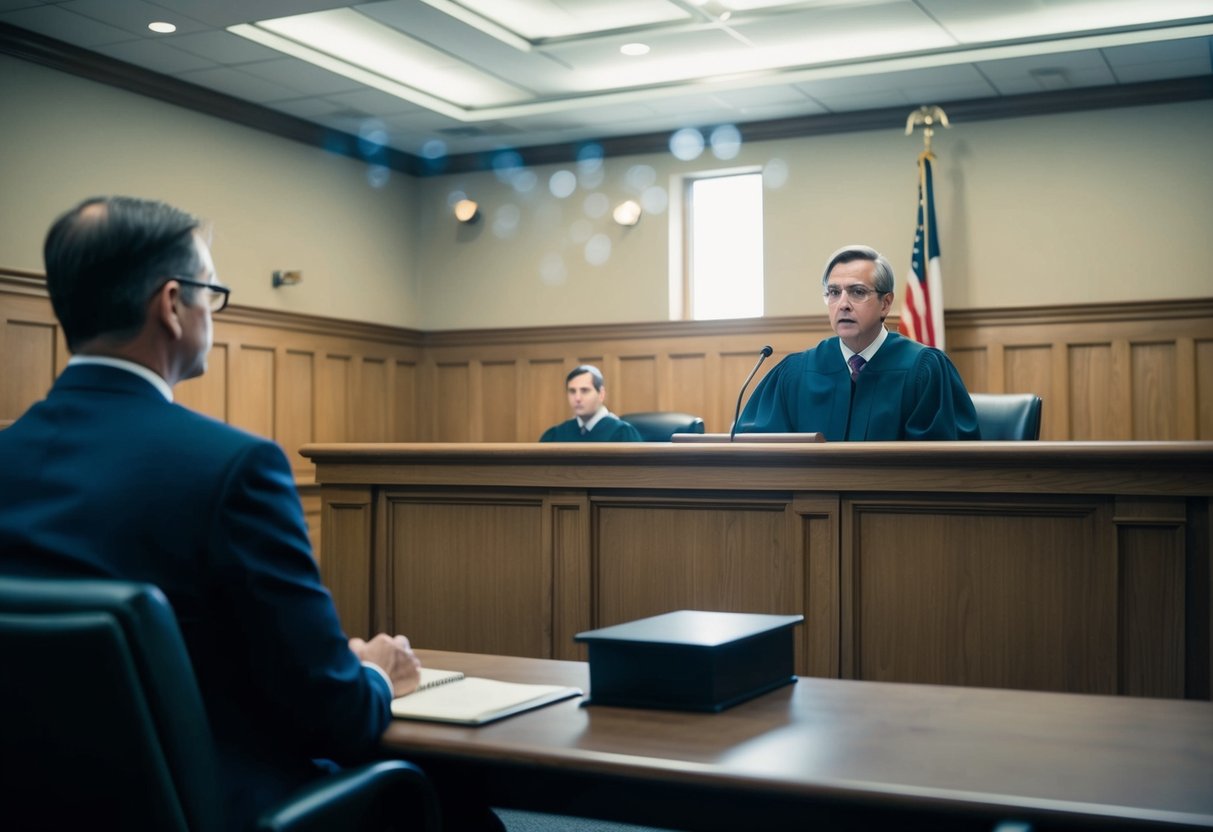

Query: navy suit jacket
[0,364,393,829]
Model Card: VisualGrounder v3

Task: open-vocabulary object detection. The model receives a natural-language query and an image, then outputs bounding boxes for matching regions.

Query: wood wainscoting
[4,268,1213,558]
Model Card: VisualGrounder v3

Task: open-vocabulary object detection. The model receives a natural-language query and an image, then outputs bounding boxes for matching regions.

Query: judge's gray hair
[820,245,894,294]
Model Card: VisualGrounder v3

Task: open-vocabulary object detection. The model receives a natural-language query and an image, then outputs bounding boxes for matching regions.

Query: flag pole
[901,106,950,350]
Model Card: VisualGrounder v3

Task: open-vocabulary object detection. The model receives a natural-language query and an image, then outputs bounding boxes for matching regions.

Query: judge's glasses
[823,284,883,305]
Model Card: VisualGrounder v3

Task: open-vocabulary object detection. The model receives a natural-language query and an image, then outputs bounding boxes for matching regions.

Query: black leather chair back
[0,577,222,831]
[969,393,1043,440]
[620,412,706,442]
[0,575,439,832]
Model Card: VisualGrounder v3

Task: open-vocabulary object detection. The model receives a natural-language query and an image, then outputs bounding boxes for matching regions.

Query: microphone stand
[730,346,773,441]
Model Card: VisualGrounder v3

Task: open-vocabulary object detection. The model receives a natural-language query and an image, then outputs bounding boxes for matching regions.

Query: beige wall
[0,54,421,329]
[2,52,1211,333]
[411,99,1213,330]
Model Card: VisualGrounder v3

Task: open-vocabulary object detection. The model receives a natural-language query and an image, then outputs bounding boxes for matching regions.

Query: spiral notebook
[390,667,583,725]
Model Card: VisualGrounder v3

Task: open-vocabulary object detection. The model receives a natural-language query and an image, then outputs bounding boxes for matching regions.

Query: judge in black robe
[738,244,979,442]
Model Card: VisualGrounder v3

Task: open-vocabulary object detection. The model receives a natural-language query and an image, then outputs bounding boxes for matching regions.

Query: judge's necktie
[848,354,867,383]
[579,424,587,435]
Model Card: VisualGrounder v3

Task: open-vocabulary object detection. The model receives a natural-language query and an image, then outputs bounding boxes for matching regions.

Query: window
[677,170,764,320]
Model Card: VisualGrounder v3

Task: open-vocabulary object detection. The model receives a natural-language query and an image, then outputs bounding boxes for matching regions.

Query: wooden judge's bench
[301,441,1213,700]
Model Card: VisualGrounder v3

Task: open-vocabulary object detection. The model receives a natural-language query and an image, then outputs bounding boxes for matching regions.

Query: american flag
[900,154,944,349]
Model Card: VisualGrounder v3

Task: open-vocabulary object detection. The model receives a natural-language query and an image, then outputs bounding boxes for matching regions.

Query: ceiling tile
[145,0,355,28]
[175,65,303,102]
[165,29,284,64]
[1109,55,1212,83]
[325,87,428,116]
[58,0,208,36]
[975,49,1118,95]
[0,4,134,45]
[237,57,364,95]
[1101,36,1212,66]
[92,38,214,73]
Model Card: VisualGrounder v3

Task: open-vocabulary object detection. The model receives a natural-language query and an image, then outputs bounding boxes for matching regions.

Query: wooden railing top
[301,440,1213,496]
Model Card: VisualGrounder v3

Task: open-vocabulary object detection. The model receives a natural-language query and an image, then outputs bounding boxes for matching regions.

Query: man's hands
[350,633,422,698]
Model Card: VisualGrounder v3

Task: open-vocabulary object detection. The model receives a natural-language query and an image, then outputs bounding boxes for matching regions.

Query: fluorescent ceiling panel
[919,0,1213,43]
[453,0,691,40]
[235,7,530,109]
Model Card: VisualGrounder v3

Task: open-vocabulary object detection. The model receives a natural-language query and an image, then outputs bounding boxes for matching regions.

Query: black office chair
[969,393,1043,440]
[620,411,706,442]
[0,576,439,832]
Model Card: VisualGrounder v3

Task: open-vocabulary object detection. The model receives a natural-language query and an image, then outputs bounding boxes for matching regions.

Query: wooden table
[382,650,1213,831]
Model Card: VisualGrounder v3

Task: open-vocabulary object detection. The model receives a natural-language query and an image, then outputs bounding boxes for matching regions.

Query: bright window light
[686,172,764,320]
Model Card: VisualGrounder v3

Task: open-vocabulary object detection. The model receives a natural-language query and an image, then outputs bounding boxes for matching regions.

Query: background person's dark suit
[0,362,393,829]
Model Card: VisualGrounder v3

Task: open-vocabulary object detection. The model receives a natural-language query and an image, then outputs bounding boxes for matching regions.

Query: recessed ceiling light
[147,21,176,34]
[620,43,650,57]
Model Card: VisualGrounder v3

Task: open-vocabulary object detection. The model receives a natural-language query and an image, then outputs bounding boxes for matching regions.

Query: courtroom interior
[1,1,1212,830]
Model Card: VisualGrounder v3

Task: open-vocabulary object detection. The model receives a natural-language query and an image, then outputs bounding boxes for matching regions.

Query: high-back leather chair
[620,412,706,441]
[0,576,439,832]
[969,393,1043,440]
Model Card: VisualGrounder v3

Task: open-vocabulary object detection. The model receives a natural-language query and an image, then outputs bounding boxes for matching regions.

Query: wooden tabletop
[381,650,1213,830]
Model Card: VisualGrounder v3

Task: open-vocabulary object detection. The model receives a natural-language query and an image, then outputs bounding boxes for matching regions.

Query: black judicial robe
[738,333,980,441]
[539,415,644,442]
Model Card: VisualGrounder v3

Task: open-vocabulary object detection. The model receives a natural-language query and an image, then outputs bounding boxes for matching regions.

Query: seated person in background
[0,196,425,831]
[738,244,980,441]
[539,364,643,442]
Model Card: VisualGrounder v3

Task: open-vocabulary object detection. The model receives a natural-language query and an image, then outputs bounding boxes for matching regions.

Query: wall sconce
[272,270,302,288]
[454,199,480,223]
[612,200,642,227]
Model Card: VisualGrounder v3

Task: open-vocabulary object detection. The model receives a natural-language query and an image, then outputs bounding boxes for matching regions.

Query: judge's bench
[302,440,1212,700]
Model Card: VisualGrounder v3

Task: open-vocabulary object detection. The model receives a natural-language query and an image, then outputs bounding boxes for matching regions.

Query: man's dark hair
[566,364,604,391]
[44,196,203,351]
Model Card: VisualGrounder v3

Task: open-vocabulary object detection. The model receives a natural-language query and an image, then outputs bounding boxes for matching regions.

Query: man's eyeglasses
[823,284,884,305]
[165,277,231,313]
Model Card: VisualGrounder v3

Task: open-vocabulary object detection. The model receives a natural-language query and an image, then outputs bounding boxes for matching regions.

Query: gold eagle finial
[905,105,950,156]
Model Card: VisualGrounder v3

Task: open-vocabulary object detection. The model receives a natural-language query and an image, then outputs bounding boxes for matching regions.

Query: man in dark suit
[538,364,643,442]
[0,196,423,830]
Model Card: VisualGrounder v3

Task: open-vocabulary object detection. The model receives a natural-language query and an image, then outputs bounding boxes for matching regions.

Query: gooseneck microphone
[730,345,773,442]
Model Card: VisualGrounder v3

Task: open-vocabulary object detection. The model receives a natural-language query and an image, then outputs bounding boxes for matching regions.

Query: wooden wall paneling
[279,350,316,476]
[592,494,808,673]
[843,495,1119,694]
[1,314,57,425]
[228,343,275,440]
[1114,497,1188,698]
[1175,337,1197,439]
[481,360,518,442]
[1132,342,1180,440]
[1004,344,1054,438]
[548,490,591,660]
[433,361,471,441]
[793,494,841,679]
[1068,342,1123,441]
[175,342,227,421]
[383,491,551,657]
[1198,339,1213,440]
[948,347,986,396]
[393,359,418,441]
[525,357,569,441]
[615,354,658,414]
[354,356,390,442]
[316,354,352,442]
[667,352,709,421]
[319,485,374,638]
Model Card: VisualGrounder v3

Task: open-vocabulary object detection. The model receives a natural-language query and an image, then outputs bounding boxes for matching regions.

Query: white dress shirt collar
[67,355,174,402]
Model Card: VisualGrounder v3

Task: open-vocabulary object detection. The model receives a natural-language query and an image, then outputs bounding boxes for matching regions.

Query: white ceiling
[3,0,1211,160]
